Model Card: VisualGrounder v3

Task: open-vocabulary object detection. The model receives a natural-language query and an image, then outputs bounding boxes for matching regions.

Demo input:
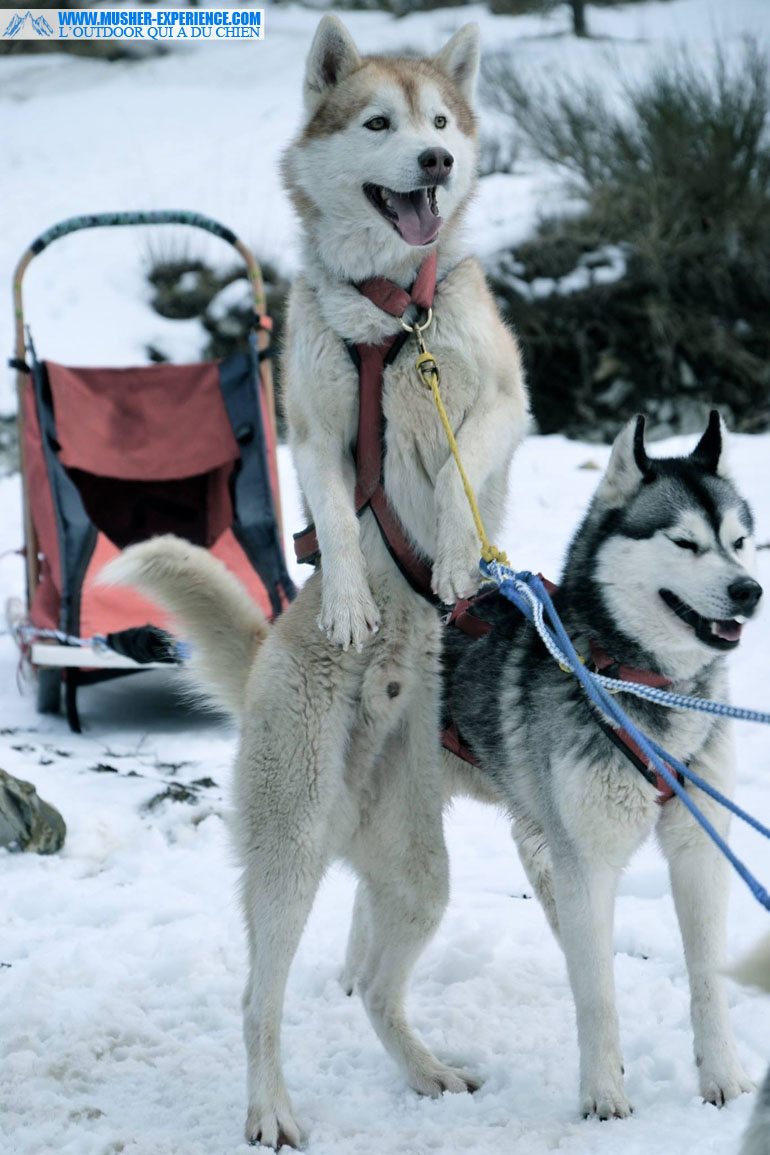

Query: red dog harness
[293,253,439,603]
[587,641,682,803]
[292,263,680,803]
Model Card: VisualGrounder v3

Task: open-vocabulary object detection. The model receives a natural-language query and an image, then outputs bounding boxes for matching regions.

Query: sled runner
[10,210,294,731]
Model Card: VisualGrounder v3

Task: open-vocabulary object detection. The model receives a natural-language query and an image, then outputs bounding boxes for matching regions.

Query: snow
[499,244,629,302]
[1,2,770,1153]
[208,278,253,321]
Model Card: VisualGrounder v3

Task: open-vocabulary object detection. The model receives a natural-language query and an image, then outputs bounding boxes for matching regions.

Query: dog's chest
[384,350,471,467]
[379,340,478,548]
[655,706,711,777]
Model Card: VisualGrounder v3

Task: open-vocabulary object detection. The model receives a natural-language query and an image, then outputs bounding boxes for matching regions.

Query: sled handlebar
[12,210,269,361]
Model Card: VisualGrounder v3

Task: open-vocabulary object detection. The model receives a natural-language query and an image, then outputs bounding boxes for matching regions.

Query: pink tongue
[391,191,442,246]
[715,620,742,641]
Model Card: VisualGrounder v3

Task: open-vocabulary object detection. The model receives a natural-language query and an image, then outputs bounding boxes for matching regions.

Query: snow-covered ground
[1,430,769,1155]
[2,2,770,1153]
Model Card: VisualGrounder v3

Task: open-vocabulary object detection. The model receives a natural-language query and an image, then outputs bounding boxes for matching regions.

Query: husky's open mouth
[363,183,442,247]
[659,589,744,650]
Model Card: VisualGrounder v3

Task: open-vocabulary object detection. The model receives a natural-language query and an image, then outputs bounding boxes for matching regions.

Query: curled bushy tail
[100,535,268,720]
[731,933,770,994]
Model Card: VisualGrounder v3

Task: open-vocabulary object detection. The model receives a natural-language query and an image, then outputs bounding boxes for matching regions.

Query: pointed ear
[433,24,480,106]
[690,409,730,476]
[597,416,650,508]
[303,15,361,117]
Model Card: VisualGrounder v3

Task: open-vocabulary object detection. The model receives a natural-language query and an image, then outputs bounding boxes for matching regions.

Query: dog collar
[355,251,438,318]
[588,640,672,689]
[445,584,673,689]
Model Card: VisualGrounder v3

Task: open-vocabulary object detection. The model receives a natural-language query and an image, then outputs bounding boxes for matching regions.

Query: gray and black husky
[108,412,762,1135]
[435,411,762,1119]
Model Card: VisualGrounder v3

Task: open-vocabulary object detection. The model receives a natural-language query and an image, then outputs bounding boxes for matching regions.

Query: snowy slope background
[1,2,770,1153]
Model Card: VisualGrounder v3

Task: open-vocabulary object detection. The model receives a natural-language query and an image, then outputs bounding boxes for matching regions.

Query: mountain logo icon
[3,10,55,38]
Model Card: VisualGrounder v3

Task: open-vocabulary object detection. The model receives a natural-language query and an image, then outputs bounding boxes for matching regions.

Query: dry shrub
[483,42,770,439]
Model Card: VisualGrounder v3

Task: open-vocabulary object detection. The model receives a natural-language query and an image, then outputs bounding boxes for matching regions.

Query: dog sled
[10,210,295,731]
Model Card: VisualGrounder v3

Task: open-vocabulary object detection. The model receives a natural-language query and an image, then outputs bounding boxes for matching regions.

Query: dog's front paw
[245,1100,302,1149]
[432,526,482,605]
[581,1072,632,1120]
[408,1058,482,1098]
[318,583,380,652]
[699,1062,755,1106]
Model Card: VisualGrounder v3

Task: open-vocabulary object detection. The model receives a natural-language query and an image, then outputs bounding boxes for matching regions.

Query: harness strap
[593,715,684,804]
[589,641,671,689]
[440,588,497,766]
[353,339,401,504]
[586,639,676,798]
[293,254,439,603]
[445,590,495,639]
[441,719,481,768]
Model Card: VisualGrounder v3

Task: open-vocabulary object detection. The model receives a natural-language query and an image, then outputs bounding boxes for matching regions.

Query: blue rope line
[507,576,770,836]
[637,733,770,840]
[591,676,770,726]
[481,560,770,912]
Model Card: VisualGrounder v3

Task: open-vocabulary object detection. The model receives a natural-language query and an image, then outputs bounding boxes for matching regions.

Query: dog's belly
[381,369,453,559]
[260,566,442,796]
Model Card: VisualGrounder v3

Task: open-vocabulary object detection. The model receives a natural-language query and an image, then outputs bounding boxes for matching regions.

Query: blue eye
[364,116,389,131]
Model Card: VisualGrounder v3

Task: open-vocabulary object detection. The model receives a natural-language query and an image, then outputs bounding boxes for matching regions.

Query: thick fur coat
[435,415,761,1118]
[106,14,527,1149]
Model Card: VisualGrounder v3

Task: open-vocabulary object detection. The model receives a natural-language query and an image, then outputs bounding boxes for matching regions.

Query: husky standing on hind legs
[106,13,527,1148]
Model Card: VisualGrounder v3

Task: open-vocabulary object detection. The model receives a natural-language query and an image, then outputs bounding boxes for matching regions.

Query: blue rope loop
[479,559,770,913]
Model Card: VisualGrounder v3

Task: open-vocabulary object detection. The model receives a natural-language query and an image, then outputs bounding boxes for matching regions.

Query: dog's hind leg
[354,825,479,1096]
[657,724,753,1106]
[235,667,354,1149]
[340,881,370,996]
[350,719,479,1097]
[240,820,331,1149]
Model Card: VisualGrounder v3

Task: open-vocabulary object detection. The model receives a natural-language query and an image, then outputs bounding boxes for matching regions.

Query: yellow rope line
[411,342,509,568]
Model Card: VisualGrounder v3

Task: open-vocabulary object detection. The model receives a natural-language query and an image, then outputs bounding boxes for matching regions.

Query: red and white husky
[107,15,528,1147]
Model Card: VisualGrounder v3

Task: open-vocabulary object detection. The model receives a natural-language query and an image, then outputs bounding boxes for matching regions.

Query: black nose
[418,148,454,183]
[728,576,763,613]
